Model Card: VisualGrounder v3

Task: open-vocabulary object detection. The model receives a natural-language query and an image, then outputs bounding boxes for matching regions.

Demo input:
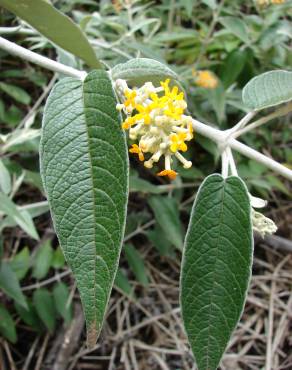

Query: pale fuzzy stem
[228,111,256,135]
[221,150,229,178]
[191,118,292,181]
[0,36,86,80]
[233,102,292,138]
[226,147,238,177]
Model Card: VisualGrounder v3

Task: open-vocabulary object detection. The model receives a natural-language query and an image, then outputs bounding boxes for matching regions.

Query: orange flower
[129,144,144,161]
[157,169,177,180]
[193,69,218,89]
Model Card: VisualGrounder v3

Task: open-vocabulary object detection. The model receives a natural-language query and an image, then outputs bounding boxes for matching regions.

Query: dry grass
[1,238,291,370]
[68,241,292,370]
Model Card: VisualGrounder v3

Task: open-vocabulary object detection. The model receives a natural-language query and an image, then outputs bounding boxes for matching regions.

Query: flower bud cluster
[115,78,194,180]
[250,194,277,237]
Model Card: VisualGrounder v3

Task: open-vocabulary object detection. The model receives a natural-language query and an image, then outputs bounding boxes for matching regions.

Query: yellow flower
[124,89,137,110]
[170,133,188,153]
[157,169,177,180]
[164,102,184,120]
[129,144,144,161]
[116,78,194,180]
[193,69,218,89]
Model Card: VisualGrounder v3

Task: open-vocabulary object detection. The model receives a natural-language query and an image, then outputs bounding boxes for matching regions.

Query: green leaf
[0,192,39,240]
[146,225,174,257]
[33,288,56,333]
[0,159,11,195]
[10,247,30,280]
[124,244,148,286]
[0,304,17,343]
[129,176,163,194]
[220,50,247,88]
[40,70,128,347]
[15,300,42,331]
[114,268,133,297]
[51,247,65,269]
[0,82,31,105]
[242,70,292,110]
[111,58,179,87]
[0,0,101,69]
[32,240,53,280]
[219,17,250,44]
[181,174,252,370]
[53,282,73,325]
[148,196,183,250]
[0,262,28,309]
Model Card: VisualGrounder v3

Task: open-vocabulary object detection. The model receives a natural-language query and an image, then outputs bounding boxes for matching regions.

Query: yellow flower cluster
[115,79,194,180]
[192,69,218,89]
[256,0,285,5]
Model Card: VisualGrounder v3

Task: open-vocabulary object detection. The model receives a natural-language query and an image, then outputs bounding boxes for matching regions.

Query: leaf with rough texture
[111,58,179,87]
[40,70,128,347]
[181,174,253,370]
[0,0,101,68]
[243,70,292,110]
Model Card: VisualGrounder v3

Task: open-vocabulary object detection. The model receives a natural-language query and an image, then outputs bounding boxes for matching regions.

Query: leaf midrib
[205,179,226,369]
[82,80,99,335]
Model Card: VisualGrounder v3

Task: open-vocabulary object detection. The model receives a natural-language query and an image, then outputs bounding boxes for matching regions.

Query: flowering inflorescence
[249,194,277,237]
[115,78,194,180]
[256,0,285,6]
[192,69,218,89]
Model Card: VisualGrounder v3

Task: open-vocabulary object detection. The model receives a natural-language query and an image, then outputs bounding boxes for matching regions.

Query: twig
[35,333,50,370]
[234,102,292,138]
[51,303,85,370]
[21,336,40,370]
[191,118,292,181]
[21,270,71,291]
[0,37,86,80]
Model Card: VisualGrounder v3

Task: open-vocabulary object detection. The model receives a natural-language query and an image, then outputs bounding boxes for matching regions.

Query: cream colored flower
[115,79,193,180]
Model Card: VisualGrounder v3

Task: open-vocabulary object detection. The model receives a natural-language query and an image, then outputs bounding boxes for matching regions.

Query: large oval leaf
[111,58,179,87]
[180,174,252,370]
[242,70,292,110]
[0,0,101,69]
[40,70,128,346]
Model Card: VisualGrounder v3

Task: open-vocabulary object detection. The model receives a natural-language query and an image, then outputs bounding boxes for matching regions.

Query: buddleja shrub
[1,1,291,369]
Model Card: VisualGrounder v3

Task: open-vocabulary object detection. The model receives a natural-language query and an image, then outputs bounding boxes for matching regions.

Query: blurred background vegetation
[0,1,291,369]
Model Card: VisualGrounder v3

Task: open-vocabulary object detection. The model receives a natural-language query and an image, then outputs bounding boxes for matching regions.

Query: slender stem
[221,150,229,178]
[234,102,292,138]
[227,111,256,135]
[0,37,86,80]
[226,147,238,176]
[191,118,292,181]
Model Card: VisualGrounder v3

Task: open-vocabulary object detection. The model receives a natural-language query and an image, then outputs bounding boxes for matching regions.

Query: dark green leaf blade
[149,196,183,250]
[180,174,252,370]
[0,304,17,343]
[0,262,28,309]
[53,282,73,325]
[33,288,56,332]
[0,0,101,68]
[40,70,128,347]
